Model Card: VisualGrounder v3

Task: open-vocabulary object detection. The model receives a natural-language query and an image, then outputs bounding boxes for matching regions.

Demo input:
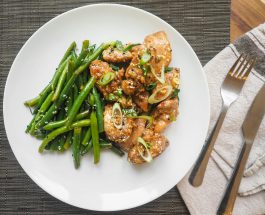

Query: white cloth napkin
[177,23,265,215]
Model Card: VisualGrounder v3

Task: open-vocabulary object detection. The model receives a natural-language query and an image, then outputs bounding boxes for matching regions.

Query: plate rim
[3,3,210,211]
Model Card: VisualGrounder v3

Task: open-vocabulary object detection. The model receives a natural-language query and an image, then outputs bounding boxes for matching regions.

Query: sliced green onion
[115,40,124,50]
[140,64,149,76]
[170,112,176,122]
[137,137,152,163]
[123,43,141,52]
[164,67,173,73]
[122,108,137,117]
[127,115,153,128]
[99,72,115,86]
[110,64,119,71]
[146,83,157,91]
[148,85,173,104]
[140,52,151,65]
[172,88,180,99]
[150,64,165,84]
[111,102,123,129]
[107,93,117,101]
[115,89,123,97]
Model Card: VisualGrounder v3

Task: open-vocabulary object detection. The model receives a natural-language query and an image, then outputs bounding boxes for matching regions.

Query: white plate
[3,4,210,211]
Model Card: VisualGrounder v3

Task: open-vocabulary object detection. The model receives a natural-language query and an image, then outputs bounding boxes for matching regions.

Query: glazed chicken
[128,129,169,164]
[91,31,180,164]
[90,60,124,99]
[103,47,133,63]
[103,105,134,145]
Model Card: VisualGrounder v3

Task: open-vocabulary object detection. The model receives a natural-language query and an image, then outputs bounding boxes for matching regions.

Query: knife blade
[242,84,265,143]
[217,84,265,215]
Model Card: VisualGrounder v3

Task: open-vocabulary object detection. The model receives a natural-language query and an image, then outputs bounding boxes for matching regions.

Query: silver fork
[189,54,256,187]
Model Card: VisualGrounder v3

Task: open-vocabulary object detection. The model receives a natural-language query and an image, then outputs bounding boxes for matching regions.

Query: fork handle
[217,143,251,215]
[189,106,228,187]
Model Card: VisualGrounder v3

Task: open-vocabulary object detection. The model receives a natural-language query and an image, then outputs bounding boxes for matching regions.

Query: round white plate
[3,4,210,211]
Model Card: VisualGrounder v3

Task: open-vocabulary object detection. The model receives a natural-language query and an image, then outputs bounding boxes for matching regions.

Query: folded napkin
[178,23,265,215]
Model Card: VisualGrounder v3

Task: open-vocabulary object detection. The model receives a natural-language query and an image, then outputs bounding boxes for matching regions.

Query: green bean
[81,141,92,155]
[35,43,112,129]
[78,74,84,91]
[50,139,61,151]
[25,42,75,108]
[66,89,73,114]
[39,119,90,153]
[67,60,75,81]
[24,95,40,107]
[81,140,111,156]
[43,110,90,130]
[58,41,76,67]
[28,92,53,134]
[89,93,95,106]
[81,127,91,146]
[99,141,112,149]
[92,87,104,133]
[72,51,78,62]
[63,132,72,150]
[34,132,47,140]
[52,64,68,101]
[56,107,66,121]
[33,83,53,114]
[73,84,78,100]
[111,144,125,156]
[67,77,95,126]
[58,134,67,151]
[25,83,51,109]
[75,40,90,68]
[56,108,67,150]
[91,111,100,163]
[72,127,81,169]
[26,113,37,133]
[51,55,72,91]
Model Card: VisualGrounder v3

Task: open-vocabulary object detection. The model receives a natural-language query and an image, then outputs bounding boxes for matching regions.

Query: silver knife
[217,84,265,215]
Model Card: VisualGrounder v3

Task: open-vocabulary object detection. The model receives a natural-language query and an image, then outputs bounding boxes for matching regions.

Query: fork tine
[241,58,256,80]
[229,53,244,75]
[233,54,248,77]
[237,55,251,78]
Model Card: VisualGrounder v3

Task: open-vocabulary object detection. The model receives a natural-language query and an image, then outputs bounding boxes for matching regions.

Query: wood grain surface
[231,0,265,42]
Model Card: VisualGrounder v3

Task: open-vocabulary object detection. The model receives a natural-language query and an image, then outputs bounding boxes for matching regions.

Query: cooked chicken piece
[89,60,124,98]
[165,68,180,89]
[121,79,137,95]
[133,91,149,112]
[125,64,145,84]
[128,129,169,164]
[102,47,133,63]
[121,45,148,111]
[152,98,179,133]
[144,31,172,73]
[122,118,146,151]
[90,59,111,79]
[117,96,134,109]
[104,105,134,144]
[152,67,180,97]
[131,44,146,58]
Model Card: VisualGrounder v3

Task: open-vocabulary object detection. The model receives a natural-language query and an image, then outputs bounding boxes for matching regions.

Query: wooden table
[231,0,265,42]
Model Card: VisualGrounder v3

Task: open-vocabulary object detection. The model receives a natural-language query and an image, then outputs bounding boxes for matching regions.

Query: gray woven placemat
[0,0,230,214]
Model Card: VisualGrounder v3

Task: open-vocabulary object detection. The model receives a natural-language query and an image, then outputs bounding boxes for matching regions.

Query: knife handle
[189,106,228,187]
[217,142,252,215]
